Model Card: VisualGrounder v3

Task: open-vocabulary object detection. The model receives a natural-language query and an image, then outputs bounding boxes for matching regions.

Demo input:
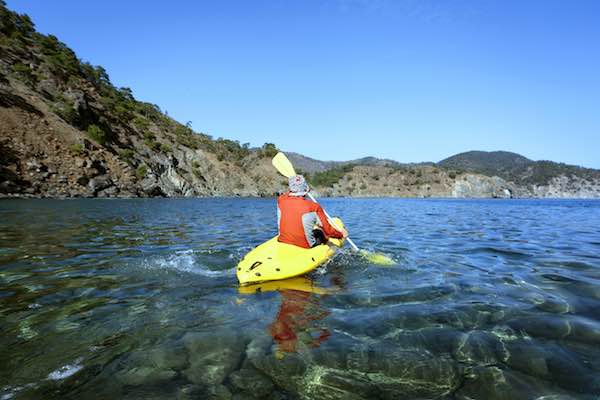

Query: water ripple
[1,198,599,399]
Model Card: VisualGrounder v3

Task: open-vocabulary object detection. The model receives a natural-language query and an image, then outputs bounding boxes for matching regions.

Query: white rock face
[530,175,600,198]
[452,175,514,198]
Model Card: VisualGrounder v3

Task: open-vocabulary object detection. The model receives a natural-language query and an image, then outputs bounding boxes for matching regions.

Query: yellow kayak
[237,218,346,285]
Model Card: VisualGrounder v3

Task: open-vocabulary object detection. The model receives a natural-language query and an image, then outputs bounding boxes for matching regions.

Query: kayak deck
[237,218,345,285]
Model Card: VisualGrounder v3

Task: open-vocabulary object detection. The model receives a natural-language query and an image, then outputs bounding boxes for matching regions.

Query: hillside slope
[0,3,287,198]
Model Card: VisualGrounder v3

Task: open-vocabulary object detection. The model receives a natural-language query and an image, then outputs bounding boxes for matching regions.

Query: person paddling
[277,175,348,248]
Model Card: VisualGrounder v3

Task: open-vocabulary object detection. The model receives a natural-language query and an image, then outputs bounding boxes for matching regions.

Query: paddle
[272,152,395,266]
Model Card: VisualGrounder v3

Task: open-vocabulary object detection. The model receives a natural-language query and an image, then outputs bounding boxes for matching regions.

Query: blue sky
[7,0,600,167]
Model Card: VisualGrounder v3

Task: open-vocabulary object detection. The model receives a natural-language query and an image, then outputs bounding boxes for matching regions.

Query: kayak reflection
[270,288,331,355]
[237,276,331,295]
[239,277,340,356]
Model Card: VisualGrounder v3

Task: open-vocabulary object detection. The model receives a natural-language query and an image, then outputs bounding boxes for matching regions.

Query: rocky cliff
[1,3,599,199]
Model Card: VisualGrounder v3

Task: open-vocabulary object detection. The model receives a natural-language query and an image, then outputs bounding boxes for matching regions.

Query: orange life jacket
[277,192,344,248]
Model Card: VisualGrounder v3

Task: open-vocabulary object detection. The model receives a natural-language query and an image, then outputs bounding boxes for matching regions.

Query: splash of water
[46,358,84,381]
[138,250,232,277]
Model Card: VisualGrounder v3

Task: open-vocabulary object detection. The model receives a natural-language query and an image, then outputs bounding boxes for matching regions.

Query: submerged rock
[506,315,600,346]
[182,332,244,385]
[177,384,204,400]
[452,330,506,366]
[502,341,550,379]
[229,366,274,397]
[206,384,233,400]
[114,344,187,386]
[302,366,375,400]
[176,384,232,400]
[148,345,188,371]
[504,340,600,393]
[252,351,308,393]
[455,365,580,400]
[249,333,462,400]
[116,366,176,386]
[365,347,461,399]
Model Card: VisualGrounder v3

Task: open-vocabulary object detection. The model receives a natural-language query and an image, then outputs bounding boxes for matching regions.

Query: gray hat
[288,175,309,196]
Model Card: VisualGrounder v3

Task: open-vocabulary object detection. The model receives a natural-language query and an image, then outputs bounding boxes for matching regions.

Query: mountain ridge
[289,150,600,189]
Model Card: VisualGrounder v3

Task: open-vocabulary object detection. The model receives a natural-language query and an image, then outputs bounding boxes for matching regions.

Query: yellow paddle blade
[360,250,396,266]
[272,152,296,178]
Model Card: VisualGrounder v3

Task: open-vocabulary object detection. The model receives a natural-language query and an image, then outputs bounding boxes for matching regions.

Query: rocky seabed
[10,319,596,400]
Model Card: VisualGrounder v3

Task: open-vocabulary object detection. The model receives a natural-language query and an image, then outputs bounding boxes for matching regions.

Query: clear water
[1,198,599,400]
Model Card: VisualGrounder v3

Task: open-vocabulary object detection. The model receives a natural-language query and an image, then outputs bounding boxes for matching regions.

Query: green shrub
[135,102,162,121]
[144,138,160,151]
[174,126,200,149]
[66,75,81,88]
[359,183,367,190]
[51,103,79,125]
[448,172,457,179]
[160,143,172,153]
[39,35,81,81]
[113,103,133,121]
[87,124,106,144]
[118,148,134,161]
[12,62,31,74]
[133,116,150,131]
[69,143,83,155]
[176,135,199,150]
[175,125,192,137]
[214,138,250,161]
[311,164,355,187]
[0,7,35,38]
[260,143,278,158]
[80,62,110,87]
[136,164,147,179]
[11,62,36,86]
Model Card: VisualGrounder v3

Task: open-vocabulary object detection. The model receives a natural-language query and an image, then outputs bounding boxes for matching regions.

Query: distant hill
[287,152,430,175]
[438,151,600,186]
[285,153,339,174]
[439,151,531,174]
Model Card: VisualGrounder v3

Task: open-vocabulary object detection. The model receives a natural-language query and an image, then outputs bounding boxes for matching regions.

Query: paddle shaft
[307,193,360,252]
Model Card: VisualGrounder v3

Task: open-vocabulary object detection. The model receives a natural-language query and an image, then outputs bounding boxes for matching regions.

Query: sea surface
[1,198,600,400]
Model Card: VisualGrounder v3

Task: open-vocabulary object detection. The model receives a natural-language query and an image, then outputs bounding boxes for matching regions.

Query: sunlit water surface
[1,198,600,399]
